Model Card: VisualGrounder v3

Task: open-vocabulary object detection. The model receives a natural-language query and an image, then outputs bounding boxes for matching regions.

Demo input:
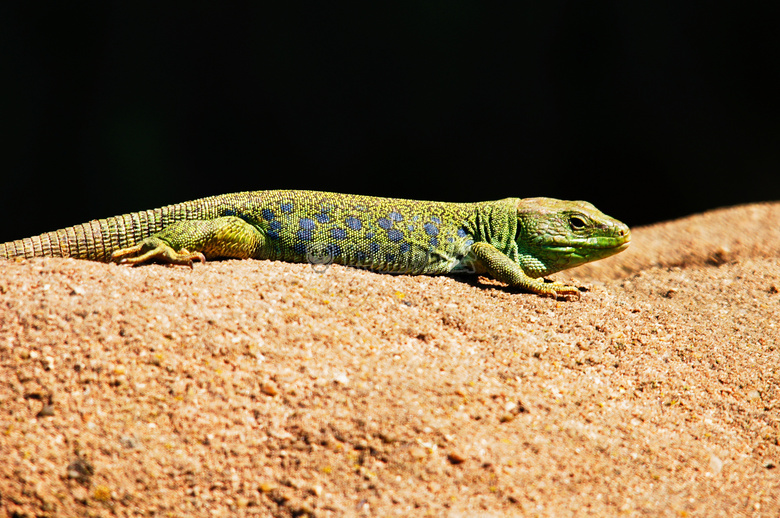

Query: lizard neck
[467,199,519,261]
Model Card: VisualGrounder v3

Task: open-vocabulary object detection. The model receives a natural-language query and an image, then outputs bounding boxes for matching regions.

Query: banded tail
[0,204,204,262]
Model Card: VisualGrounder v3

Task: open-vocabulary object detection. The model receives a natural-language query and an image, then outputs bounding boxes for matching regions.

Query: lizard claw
[182,250,206,269]
[537,281,581,300]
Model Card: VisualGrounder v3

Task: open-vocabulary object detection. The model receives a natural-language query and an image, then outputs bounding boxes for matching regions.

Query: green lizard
[0,190,630,298]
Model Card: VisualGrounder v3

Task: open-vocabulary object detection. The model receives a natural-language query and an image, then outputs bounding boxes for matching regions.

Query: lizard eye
[569,215,587,230]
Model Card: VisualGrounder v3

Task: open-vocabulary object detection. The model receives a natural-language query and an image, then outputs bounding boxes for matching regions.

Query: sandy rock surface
[1,202,779,517]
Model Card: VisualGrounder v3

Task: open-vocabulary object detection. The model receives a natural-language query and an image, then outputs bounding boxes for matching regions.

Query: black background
[3,3,779,241]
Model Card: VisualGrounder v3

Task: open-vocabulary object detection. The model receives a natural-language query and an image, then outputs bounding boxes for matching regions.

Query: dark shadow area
[2,3,779,242]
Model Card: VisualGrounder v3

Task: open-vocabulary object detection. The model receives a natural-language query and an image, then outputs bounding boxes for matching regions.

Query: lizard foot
[534,281,582,300]
[111,240,206,267]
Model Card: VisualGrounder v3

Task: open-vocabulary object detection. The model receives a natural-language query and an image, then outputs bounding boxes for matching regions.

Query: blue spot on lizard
[299,218,316,230]
[377,218,392,230]
[345,217,362,230]
[386,229,404,242]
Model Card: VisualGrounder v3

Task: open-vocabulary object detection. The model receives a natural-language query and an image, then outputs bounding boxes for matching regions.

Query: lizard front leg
[111,216,265,266]
[469,242,581,299]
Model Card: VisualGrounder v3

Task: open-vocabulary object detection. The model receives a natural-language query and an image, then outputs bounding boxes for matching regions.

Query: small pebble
[37,404,55,418]
[261,381,279,396]
[447,451,467,464]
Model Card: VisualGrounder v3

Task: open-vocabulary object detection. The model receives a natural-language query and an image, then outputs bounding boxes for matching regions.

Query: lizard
[0,190,630,298]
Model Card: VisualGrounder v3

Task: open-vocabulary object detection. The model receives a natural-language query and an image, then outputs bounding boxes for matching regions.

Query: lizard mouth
[547,233,630,251]
[542,231,630,264]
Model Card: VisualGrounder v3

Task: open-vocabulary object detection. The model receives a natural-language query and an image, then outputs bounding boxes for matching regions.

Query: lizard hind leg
[111,216,264,267]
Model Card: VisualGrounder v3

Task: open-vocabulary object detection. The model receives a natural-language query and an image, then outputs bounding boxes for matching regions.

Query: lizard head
[514,197,631,276]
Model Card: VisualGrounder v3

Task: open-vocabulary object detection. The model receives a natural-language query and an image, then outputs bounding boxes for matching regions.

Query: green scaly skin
[0,190,630,299]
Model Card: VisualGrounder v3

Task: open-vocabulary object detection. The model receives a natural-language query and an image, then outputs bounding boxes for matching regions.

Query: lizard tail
[0,210,175,263]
